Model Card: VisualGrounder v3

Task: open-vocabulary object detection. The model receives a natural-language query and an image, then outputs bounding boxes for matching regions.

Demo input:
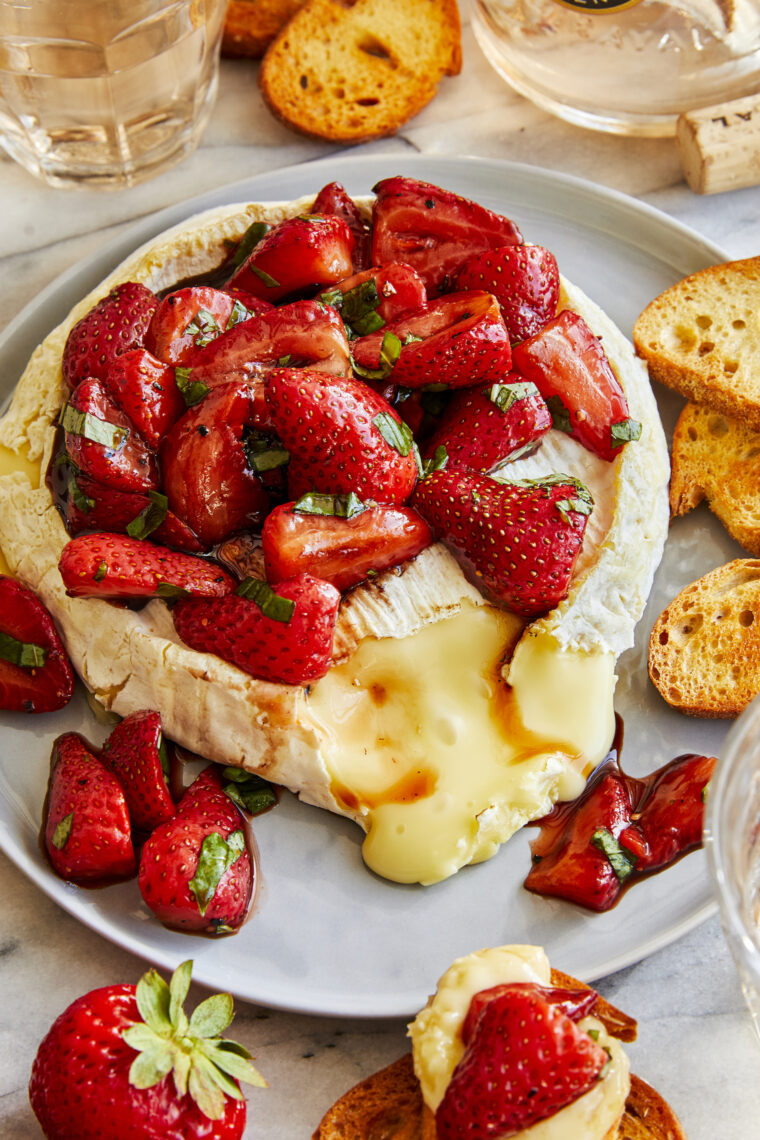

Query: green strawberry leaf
[169,960,193,1033]
[128,1045,174,1090]
[189,992,235,1039]
[135,967,173,1037]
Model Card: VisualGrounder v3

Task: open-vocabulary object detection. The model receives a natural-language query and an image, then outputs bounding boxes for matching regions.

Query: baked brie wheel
[0,189,669,886]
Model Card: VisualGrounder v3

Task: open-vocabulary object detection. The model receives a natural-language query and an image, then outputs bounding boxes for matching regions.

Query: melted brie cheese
[409,945,630,1139]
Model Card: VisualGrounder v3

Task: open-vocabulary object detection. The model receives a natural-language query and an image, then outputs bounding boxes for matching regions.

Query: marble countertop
[2,2,760,1136]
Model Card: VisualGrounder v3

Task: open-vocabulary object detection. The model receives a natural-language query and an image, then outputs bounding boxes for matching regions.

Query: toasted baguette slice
[649,558,760,717]
[258,0,462,143]
[312,972,685,1140]
[669,402,760,555]
[222,0,304,57]
[633,256,760,431]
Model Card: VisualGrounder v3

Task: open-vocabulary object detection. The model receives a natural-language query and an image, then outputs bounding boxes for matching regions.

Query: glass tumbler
[472,0,760,137]
[704,694,760,1045]
[0,0,228,189]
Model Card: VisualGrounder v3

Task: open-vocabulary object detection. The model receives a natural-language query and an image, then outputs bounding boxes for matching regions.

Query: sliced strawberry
[61,377,159,494]
[58,533,236,599]
[44,732,136,884]
[138,765,252,934]
[102,710,176,833]
[462,982,599,1044]
[436,984,607,1139]
[422,376,551,472]
[102,348,185,449]
[61,282,158,390]
[262,496,433,591]
[412,469,591,617]
[227,214,354,302]
[146,286,250,366]
[351,292,511,389]
[371,177,523,295]
[161,380,273,546]
[312,180,371,271]
[62,473,206,553]
[173,573,340,685]
[512,309,641,462]
[457,244,560,343]
[266,368,419,506]
[0,577,75,713]
[319,263,427,336]
[635,752,715,870]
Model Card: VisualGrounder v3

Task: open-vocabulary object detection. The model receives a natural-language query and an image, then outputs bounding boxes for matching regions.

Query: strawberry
[422,376,552,472]
[312,180,372,270]
[173,573,340,685]
[262,495,433,591]
[266,368,419,506]
[228,214,355,302]
[0,576,74,713]
[350,292,511,389]
[436,983,608,1139]
[61,376,160,493]
[102,348,185,448]
[139,765,253,933]
[512,309,641,462]
[412,469,591,617]
[44,732,136,883]
[146,285,257,366]
[319,262,428,335]
[101,709,176,832]
[635,752,715,869]
[29,959,266,1140]
[456,244,560,343]
[61,281,158,390]
[61,471,207,552]
[463,982,599,1041]
[371,176,523,295]
[161,380,273,546]
[58,532,236,599]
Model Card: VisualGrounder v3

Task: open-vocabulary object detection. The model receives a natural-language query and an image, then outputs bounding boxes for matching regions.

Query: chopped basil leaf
[175,366,209,408]
[157,734,170,780]
[419,389,449,418]
[373,411,414,456]
[402,332,423,346]
[126,491,169,540]
[555,495,594,525]
[319,286,343,308]
[293,491,367,519]
[94,560,107,583]
[155,581,190,599]
[60,403,128,450]
[0,629,47,669]
[588,1028,600,1041]
[351,330,402,381]
[68,474,95,513]
[249,265,280,289]
[233,220,270,268]
[236,578,295,623]
[420,444,448,478]
[488,380,539,412]
[185,308,221,348]
[491,472,594,512]
[591,827,637,883]
[52,812,74,850]
[226,298,250,330]
[277,354,293,367]
[546,394,572,434]
[222,768,277,815]
[322,279,386,338]
[242,428,290,473]
[188,830,246,916]
[611,417,642,445]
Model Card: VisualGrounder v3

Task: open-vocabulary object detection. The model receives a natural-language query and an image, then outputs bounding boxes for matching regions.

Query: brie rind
[0,193,669,883]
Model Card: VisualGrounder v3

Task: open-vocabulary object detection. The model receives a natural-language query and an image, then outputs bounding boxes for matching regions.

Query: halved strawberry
[61,282,158,390]
[62,473,206,553]
[436,983,607,1139]
[456,244,560,343]
[371,177,523,295]
[61,377,159,494]
[462,982,599,1043]
[266,368,419,506]
[319,263,427,336]
[422,376,551,472]
[228,214,355,302]
[146,286,253,366]
[102,348,185,449]
[58,533,236,599]
[350,292,511,389]
[412,469,591,617]
[102,710,176,833]
[173,573,340,685]
[161,381,273,546]
[262,495,433,591]
[312,180,371,271]
[44,732,136,884]
[512,309,641,462]
[0,577,75,713]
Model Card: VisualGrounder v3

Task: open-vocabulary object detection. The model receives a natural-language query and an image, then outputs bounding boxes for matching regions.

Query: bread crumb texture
[649,558,760,717]
[633,256,760,430]
[222,0,305,58]
[259,0,462,142]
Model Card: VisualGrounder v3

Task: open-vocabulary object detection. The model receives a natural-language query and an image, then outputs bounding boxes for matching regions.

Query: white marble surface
[2,2,760,1136]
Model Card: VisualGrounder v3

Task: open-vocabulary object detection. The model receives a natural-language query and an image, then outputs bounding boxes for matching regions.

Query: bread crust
[221,0,304,57]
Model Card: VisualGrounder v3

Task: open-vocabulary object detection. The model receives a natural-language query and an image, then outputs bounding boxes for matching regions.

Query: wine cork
[676,94,760,195]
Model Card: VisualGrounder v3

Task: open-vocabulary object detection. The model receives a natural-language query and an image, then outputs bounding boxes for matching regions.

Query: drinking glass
[472,0,760,137]
[0,0,228,189]
[704,694,760,1045]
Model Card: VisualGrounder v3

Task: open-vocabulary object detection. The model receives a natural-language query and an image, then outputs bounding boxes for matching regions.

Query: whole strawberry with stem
[29,958,266,1140]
